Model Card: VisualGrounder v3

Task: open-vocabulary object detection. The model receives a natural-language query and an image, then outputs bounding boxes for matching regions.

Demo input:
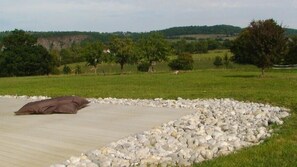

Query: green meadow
[0,50,296,166]
[60,50,256,74]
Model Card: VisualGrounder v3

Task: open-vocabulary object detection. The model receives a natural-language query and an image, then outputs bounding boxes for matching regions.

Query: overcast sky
[0,0,296,32]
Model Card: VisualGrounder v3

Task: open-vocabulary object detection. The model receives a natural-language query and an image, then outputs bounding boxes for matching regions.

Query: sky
[0,0,296,32]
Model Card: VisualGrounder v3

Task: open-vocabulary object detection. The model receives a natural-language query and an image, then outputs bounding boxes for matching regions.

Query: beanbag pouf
[15,96,90,115]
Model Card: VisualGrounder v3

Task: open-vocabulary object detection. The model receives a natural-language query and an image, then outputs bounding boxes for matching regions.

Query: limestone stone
[31,96,289,167]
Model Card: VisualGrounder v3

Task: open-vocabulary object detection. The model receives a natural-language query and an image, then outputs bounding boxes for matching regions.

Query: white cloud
[0,0,296,32]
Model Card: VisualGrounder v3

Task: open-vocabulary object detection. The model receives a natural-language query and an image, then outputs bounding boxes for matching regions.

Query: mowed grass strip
[0,70,296,106]
[0,69,296,166]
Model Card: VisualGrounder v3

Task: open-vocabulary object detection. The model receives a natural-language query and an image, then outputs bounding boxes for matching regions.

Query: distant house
[103,49,110,54]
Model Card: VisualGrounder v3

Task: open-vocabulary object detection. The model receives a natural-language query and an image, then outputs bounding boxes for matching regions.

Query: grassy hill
[284,28,297,36]
[1,25,296,40]
[158,25,242,37]
[0,25,296,50]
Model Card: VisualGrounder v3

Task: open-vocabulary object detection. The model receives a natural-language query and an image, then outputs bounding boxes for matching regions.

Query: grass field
[60,50,257,74]
[1,53,297,166]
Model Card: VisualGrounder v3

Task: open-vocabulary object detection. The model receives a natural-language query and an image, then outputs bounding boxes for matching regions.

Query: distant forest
[0,31,143,44]
[158,25,242,36]
[1,24,297,43]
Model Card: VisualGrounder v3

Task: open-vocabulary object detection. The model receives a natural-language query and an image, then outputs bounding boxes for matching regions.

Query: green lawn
[0,69,296,166]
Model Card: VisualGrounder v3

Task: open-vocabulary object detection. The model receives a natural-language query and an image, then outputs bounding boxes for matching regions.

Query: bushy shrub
[168,53,194,70]
[213,56,223,67]
[51,67,60,75]
[223,53,230,68]
[63,65,71,74]
[75,65,82,74]
[137,62,150,72]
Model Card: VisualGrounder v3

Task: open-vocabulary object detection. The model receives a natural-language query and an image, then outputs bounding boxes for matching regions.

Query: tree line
[0,25,242,42]
[0,30,175,76]
[1,20,297,77]
[158,25,242,37]
[53,20,297,76]
[49,37,230,68]
[171,39,231,54]
[1,24,297,43]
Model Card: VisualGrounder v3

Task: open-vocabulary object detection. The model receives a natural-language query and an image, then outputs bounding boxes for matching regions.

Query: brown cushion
[55,96,89,109]
[15,99,58,115]
[54,103,78,114]
[15,96,89,115]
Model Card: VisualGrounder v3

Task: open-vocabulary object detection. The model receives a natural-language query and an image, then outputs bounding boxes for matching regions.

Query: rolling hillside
[0,25,296,50]
[158,25,242,36]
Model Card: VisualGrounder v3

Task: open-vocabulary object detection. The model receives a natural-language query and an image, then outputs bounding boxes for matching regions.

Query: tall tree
[83,42,104,74]
[109,36,136,73]
[231,19,288,76]
[137,33,171,72]
[0,29,54,76]
[230,29,253,64]
[60,48,72,65]
[285,36,297,64]
[172,39,187,54]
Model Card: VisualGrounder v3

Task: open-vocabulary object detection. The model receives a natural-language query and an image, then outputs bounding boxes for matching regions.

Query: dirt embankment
[37,35,89,50]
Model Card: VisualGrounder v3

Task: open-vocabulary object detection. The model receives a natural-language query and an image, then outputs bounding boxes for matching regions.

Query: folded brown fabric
[15,96,90,115]
[55,103,78,114]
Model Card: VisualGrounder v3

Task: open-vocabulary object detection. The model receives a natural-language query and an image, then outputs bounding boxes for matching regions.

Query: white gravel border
[0,95,290,167]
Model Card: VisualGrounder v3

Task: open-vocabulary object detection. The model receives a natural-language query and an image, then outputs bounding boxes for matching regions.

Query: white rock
[201,150,213,159]
[18,96,286,167]
[50,164,66,167]
[69,156,80,164]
